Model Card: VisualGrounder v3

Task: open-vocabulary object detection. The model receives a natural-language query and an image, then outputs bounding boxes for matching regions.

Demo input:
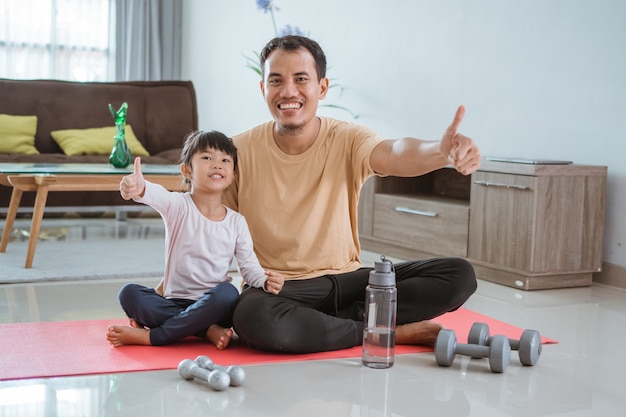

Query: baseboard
[593,262,626,290]
[470,263,593,291]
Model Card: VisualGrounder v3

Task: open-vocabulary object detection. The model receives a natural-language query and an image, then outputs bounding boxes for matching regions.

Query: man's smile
[279,102,302,110]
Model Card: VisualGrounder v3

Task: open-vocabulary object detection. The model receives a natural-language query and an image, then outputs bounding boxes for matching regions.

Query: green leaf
[243,51,262,76]
[320,104,360,119]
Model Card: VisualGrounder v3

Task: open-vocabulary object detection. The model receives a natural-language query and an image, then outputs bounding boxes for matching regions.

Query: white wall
[182,0,626,268]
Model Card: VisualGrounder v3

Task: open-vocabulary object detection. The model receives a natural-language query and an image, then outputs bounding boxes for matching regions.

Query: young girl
[106,130,284,349]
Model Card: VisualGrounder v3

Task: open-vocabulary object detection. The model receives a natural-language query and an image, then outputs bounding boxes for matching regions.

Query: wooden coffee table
[0,163,184,268]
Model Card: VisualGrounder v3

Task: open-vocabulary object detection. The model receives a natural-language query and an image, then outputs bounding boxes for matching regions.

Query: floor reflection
[0,217,624,416]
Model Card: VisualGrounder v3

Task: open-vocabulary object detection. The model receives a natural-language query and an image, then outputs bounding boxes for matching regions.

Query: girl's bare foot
[106,325,151,347]
[128,318,144,329]
[206,325,233,350]
[396,320,443,346]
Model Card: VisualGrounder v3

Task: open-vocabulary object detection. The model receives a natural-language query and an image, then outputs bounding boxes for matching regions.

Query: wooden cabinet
[358,160,607,290]
[373,194,469,257]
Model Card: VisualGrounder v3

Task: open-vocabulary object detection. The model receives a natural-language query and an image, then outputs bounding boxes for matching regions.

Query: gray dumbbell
[178,358,230,391]
[195,355,246,387]
[435,329,511,373]
[468,322,542,366]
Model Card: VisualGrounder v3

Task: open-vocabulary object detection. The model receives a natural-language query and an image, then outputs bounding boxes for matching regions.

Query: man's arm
[369,105,480,177]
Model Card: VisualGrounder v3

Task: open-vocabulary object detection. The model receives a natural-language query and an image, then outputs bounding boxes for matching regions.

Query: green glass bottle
[108,102,132,168]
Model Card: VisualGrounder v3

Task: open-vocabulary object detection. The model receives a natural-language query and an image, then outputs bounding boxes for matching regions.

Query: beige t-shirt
[223,117,384,280]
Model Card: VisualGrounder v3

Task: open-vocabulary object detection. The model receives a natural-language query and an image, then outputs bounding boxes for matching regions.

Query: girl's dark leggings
[118,281,239,346]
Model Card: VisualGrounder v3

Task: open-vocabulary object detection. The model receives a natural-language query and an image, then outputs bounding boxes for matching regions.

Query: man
[223,35,481,353]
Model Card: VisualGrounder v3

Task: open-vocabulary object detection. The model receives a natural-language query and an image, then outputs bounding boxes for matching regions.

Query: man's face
[260,48,328,133]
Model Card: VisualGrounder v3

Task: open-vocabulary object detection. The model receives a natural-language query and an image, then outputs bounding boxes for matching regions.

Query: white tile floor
[1,216,625,416]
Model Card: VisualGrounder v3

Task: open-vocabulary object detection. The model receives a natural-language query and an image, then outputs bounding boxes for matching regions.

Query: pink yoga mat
[0,308,556,381]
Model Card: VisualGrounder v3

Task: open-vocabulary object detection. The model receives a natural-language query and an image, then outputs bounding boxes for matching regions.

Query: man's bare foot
[106,325,151,347]
[396,320,443,347]
[206,325,233,350]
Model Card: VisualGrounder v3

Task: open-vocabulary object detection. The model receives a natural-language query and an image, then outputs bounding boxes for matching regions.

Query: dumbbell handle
[435,330,510,373]
[470,322,537,350]
[198,357,242,374]
[455,342,491,358]
[179,359,213,382]
[196,355,246,386]
[469,323,542,366]
[178,359,230,391]
[190,365,211,381]
[479,335,521,349]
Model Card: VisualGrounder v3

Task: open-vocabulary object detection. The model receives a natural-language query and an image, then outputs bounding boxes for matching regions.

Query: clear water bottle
[362,255,397,369]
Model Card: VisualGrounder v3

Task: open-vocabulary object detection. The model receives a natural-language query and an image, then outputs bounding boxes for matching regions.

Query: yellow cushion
[0,114,39,154]
[50,125,150,156]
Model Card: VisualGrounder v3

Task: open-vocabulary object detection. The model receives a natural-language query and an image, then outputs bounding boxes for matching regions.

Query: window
[0,0,113,81]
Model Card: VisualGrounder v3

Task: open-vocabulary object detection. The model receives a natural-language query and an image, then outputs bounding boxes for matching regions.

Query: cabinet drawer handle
[394,207,438,217]
[473,180,530,191]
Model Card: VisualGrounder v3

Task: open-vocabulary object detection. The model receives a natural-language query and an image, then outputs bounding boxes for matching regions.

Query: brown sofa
[0,78,198,210]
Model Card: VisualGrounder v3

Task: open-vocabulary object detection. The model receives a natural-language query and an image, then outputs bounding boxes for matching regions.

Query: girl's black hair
[179,130,238,172]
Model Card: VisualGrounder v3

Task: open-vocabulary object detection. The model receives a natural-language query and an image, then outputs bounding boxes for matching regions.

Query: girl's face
[181,147,235,194]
